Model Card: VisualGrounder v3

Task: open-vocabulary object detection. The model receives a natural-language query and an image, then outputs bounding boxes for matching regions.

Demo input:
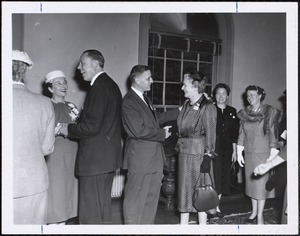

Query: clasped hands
[237,145,279,176]
[253,148,279,176]
[237,145,278,163]
[55,123,68,137]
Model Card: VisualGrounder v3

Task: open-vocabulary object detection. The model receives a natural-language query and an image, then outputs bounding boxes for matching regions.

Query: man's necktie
[143,94,156,119]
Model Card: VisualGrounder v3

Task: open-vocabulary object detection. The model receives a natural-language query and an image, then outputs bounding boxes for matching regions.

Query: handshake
[163,126,172,139]
[55,123,68,137]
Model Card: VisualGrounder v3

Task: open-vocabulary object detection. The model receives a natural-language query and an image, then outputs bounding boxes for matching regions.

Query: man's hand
[163,126,172,139]
[55,123,62,136]
[59,123,69,137]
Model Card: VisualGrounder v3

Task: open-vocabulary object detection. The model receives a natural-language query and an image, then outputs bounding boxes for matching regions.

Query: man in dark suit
[122,65,179,224]
[60,49,122,224]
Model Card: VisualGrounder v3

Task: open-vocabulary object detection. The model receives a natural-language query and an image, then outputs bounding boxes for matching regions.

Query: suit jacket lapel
[129,89,158,124]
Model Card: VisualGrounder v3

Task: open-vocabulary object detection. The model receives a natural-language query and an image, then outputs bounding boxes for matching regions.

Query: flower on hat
[12,50,33,69]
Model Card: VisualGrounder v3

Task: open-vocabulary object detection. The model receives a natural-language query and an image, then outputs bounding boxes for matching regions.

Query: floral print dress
[45,101,80,223]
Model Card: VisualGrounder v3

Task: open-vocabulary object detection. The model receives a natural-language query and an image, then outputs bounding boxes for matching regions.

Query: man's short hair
[82,49,105,68]
[129,65,151,84]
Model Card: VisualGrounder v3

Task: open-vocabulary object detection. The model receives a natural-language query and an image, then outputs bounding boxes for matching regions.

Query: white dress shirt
[90,71,105,86]
[131,87,148,106]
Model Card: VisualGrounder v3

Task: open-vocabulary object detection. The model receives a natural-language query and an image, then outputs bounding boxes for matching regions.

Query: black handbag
[230,161,239,187]
[192,172,220,213]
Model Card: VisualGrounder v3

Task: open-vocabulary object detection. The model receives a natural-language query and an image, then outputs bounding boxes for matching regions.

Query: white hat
[12,50,33,69]
[45,70,66,83]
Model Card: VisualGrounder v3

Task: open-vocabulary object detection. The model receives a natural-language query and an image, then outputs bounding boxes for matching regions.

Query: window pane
[166,60,181,82]
[199,63,213,84]
[155,108,165,113]
[150,82,163,105]
[148,47,164,57]
[167,50,181,59]
[200,54,213,62]
[148,58,164,81]
[165,83,183,106]
[183,61,197,74]
[183,51,198,60]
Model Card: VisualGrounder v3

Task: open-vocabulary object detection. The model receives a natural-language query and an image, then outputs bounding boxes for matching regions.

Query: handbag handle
[194,171,216,189]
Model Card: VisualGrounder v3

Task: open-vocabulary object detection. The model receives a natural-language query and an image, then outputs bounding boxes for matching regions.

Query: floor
[66,184,283,225]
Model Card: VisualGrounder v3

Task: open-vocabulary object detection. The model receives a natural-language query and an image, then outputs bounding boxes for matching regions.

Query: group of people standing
[12,49,285,226]
[13,49,123,225]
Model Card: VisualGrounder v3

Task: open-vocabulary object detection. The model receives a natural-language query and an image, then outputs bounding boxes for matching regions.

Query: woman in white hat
[44,70,79,224]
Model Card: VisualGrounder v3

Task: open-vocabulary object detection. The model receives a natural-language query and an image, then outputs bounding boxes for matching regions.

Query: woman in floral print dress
[44,70,79,224]
[176,71,217,225]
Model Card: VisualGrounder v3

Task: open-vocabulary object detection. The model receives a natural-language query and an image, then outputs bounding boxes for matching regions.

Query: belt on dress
[175,137,205,155]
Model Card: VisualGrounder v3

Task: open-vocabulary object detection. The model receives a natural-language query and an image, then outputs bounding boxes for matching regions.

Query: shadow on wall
[241,92,249,108]
[73,67,90,93]
[126,75,131,92]
[42,79,51,99]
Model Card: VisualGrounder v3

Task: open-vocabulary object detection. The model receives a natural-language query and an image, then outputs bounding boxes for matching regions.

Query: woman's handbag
[192,172,220,213]
[230,161,239,187]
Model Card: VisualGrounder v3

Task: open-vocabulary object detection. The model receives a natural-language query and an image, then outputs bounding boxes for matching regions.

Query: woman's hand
[232,150,237,162]
[267,148,279,162]
[54,123,62,136]
[253,162,272,176]
[237,145,245,167]
[200,155,211,173]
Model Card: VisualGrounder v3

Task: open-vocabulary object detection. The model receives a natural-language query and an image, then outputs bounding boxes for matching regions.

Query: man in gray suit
[122,65,179,224]
[12,50,55,224]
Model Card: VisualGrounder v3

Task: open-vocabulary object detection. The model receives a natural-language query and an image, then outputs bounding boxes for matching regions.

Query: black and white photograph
[2,1,298,235]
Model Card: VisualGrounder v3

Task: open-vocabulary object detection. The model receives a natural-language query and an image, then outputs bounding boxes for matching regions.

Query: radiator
[111,168,125,198]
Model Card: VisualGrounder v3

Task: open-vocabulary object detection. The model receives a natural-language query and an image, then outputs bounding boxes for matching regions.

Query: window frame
[148,31,221,112]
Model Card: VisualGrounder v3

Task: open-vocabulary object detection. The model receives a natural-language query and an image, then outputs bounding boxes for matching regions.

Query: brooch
[193,103,200,110]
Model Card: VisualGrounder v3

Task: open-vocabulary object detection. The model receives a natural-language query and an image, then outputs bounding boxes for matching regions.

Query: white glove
[266,148,279,162]
[237,145,245,167]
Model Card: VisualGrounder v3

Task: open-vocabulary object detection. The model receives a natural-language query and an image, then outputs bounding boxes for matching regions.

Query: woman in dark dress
[211,83,239,218]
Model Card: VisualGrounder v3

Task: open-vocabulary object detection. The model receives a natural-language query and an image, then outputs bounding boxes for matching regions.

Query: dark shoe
[245,216,257,223]
[216,211,224,218]
[207,213,215,220]
[207,211,224,219]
